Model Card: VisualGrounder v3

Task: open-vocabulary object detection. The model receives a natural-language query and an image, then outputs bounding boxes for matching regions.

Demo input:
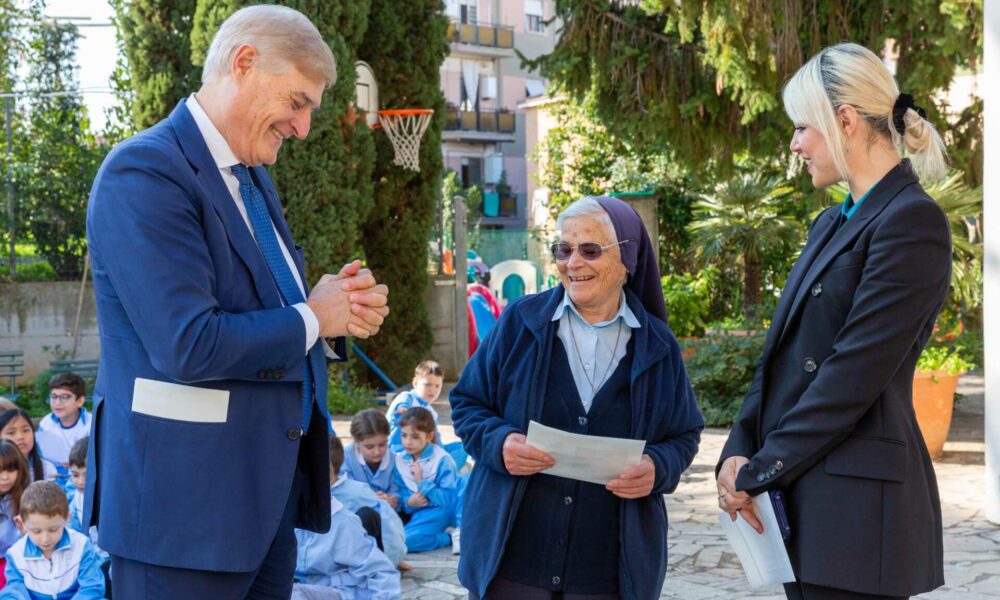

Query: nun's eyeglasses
[550,240,631,261]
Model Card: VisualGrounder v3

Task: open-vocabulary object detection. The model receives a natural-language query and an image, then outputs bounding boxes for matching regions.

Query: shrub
[916,345,975,376]
[682,330,765,427]
[661,268,714,337]
[326,370,379,416]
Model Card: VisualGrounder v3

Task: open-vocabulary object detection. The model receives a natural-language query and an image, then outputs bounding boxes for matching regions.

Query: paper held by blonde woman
[525,420,646,485]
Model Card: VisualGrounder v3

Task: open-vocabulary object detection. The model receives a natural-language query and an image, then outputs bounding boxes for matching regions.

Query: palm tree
[689,173,802,319]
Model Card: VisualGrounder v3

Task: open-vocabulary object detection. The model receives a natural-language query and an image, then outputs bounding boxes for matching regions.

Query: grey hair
[556,197,618,244]
[202,5,337,88]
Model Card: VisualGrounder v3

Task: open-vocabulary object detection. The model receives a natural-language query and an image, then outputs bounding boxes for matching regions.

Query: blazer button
[768,466,777,476]
[757,473,766,483]
[552,576,561,585]
[775,460,784,471]
[802,357,818,373]
[274,369,286,379]
[257,369,268,379]
[811,282,823,297]
[287,428,302,441]
[578,416,587,426]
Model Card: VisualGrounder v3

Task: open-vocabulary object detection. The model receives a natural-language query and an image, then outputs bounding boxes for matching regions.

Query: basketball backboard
[355,61,379,128]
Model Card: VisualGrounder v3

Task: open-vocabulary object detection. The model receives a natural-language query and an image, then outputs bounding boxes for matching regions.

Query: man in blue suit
[84,6,390,598]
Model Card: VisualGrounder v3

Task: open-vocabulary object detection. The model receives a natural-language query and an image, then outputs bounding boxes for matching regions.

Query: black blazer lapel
[772,162,920,350]
[762,208,838,362]
[168,100,282,308]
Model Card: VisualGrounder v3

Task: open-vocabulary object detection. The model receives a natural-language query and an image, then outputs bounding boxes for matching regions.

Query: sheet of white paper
[525,420,646,485]
[34,430,70,466]
[718,492,796,587]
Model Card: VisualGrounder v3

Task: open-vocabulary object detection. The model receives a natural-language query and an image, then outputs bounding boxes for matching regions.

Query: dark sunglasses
[550,240,631,261]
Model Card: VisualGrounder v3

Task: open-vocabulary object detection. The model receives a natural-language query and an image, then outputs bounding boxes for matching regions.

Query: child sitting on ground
[2,480,105,599]
[387,361,468,470]
[0,410,55,483]
[386,361,443,451]
[294,453,400,600]
[328,436,407,569]
[0,440,29,587]
[341,409,401,511]
[67,437,110,581]
[393,407,459,553]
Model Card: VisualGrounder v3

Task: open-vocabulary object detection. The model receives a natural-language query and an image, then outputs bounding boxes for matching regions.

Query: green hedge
[681,331,764,427]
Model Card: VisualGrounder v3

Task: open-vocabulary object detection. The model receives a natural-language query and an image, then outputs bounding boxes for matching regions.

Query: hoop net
[376,109,433,172]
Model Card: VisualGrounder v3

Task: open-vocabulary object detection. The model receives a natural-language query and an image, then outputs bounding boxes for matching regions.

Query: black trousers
[470,576,620,600]
[355,506,384,552]
[784,581,909,600]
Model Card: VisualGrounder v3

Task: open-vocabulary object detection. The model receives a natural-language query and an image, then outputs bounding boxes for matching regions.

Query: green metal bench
[0,350,24,401]
[49,358,99,380]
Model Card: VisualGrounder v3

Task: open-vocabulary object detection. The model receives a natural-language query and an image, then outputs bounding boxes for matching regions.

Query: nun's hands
[502,433,555,476]
[606,454,655,499]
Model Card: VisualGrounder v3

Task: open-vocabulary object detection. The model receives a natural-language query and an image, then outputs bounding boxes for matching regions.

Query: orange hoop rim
[371,108,433,129]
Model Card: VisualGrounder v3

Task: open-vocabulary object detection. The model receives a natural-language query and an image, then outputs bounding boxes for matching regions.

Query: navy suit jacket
[719,161,950,596]
[84,100,339,572]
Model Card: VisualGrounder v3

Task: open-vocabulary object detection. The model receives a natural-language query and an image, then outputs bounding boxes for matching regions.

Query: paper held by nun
[525,420,646,485]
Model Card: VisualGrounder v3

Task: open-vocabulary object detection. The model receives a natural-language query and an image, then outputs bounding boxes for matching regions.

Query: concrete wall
[0,282,100,383]
[1,278,467,386]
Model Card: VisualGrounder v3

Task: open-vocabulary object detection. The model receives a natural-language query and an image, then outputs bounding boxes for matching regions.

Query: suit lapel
[771,162,920,351]
[168,100,282,308]
[761,208,838,361]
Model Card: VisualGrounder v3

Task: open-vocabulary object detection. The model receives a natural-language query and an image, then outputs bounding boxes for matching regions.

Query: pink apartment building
[441,0,559,229]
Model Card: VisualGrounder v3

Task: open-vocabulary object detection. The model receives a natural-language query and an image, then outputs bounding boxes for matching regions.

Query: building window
[525,0,544,32]
[460,1,478,24]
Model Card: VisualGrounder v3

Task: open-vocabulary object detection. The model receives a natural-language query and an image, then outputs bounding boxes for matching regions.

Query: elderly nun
[450,196,704,600]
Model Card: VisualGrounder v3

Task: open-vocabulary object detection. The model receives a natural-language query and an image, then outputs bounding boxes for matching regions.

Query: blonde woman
[716,43,949,600]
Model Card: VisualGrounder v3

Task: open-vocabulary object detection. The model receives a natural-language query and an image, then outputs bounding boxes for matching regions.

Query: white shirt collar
[551,288,640,329]
[186,94,241,170]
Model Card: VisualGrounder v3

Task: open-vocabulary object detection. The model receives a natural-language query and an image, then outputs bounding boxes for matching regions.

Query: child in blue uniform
[393,407,459,553]
[341,409,401,511]
[2,481,104,599]
[66,437,110,594]
[37,374,91,491]
[0,441,29,587]
[386,361,442,452]
[328,436,407,568]
[294,483,400,599]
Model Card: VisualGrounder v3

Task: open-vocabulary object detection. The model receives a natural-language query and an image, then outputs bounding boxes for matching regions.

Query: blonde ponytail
[783,43,948,183]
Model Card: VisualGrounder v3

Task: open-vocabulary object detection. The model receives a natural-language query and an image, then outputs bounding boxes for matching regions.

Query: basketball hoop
[375,109,433,172]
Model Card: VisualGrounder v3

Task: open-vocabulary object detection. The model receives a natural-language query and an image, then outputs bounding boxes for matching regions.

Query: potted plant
[912,345,974,459]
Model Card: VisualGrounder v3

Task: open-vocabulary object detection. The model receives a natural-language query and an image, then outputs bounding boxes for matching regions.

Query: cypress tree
[111,0,196,130]
[189,1,376,285]
[356,0,448,382]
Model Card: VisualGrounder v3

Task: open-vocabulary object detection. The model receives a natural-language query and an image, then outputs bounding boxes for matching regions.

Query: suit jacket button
[257,370,268,379]
[803,357,818,373]
[757,473,766,483]
[287,428,302,441]
[811,282,823,297]
[775,460,784,471]
[578,416,587,426]
[275,369,285,379]
[768,466,777,476]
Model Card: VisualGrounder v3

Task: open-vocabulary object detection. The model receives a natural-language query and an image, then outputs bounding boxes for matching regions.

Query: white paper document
[525,420,646,485]
[718,492,796,587]
[34,430,71,467]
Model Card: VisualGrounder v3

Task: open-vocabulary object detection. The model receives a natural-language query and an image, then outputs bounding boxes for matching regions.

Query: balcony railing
[443,108,516,134]
[446,20,514,49]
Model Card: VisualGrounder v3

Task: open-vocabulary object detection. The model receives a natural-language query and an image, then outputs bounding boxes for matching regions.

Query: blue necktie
[231,164,319,431]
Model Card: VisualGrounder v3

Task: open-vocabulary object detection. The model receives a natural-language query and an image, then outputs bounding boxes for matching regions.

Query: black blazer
[718,161,950,596]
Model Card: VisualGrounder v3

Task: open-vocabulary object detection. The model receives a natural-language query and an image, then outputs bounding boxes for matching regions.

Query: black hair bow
[892,93,926,136]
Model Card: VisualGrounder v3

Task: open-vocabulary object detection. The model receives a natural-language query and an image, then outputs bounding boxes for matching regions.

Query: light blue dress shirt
[551,290,640,412]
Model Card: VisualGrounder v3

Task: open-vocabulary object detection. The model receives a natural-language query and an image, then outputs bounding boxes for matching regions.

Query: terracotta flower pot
[911,370,961,459]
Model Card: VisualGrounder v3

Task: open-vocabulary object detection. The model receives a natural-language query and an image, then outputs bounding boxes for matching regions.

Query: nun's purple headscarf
[593,196,668,324]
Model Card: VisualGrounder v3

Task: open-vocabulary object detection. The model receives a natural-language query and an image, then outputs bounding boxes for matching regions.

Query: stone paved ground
[333,373,1000,599]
